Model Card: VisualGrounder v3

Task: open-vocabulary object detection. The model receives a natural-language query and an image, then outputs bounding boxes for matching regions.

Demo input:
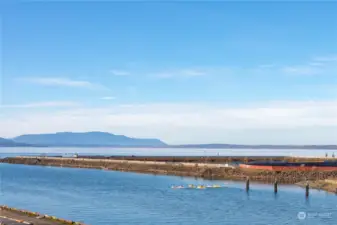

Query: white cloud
[19,77,106,90]
[0,101,79,108]
[100,96,116,100]
[109,70,129,76]
[1,100,337,144]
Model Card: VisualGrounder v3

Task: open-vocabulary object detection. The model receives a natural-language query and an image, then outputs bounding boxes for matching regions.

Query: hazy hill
[2,132,336,149]
[0,137,32,147]
[0,138,15,146]
[13,132,167,147]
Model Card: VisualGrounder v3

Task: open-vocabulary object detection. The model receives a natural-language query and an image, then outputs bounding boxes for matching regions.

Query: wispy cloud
[281,54,337,76]
[180,69,206,77]
[100,96,116,100]
[0,101,79,108]
[282,66,322,76]
[151,69,207,79]
[109,70,130,76]
[312,55,337,62]
[19,77,107,90]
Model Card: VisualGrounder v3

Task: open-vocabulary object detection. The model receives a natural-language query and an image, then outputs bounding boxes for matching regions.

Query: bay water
[1,150,337,224]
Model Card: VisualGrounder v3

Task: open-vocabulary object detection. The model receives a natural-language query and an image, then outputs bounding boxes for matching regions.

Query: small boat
[171,184,225,189]
[204,184,221,188]
[171,185,185,189]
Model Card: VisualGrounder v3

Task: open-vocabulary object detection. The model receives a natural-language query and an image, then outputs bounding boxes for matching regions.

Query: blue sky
[1,1,337,144]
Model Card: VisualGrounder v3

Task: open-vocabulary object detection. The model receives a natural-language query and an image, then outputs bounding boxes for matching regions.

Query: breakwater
[2,156,337,183]
[75,155,335,163]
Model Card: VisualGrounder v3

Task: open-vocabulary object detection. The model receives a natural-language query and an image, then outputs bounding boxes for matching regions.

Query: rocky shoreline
[2,156,337,184]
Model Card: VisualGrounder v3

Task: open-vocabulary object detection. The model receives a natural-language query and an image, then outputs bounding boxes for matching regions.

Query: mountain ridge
[12,131,167,147]
[1,132,337,149]
[0,137,33,147]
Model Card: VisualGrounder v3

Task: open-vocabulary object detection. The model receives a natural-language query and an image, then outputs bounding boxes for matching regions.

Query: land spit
[2,156,337,184]
[76,155,336,163]
[0,205,87,225]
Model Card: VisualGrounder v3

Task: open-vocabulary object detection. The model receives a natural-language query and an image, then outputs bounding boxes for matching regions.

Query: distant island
[1,132,337,149]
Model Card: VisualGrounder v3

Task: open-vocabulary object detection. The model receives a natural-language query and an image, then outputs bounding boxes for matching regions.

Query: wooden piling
[274,179,278,193]
[246,177,250,191]
[305,181,309,197]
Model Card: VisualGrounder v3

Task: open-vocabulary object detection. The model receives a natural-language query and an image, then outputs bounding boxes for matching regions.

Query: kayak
[196,185,206,189]
[171,184,224,189]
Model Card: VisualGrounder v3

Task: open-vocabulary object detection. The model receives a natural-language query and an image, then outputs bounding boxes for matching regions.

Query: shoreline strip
[0,205,87,225]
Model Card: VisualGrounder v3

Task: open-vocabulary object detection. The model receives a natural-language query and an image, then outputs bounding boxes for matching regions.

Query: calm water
[0,147,336,157]
[1,162,337,224]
